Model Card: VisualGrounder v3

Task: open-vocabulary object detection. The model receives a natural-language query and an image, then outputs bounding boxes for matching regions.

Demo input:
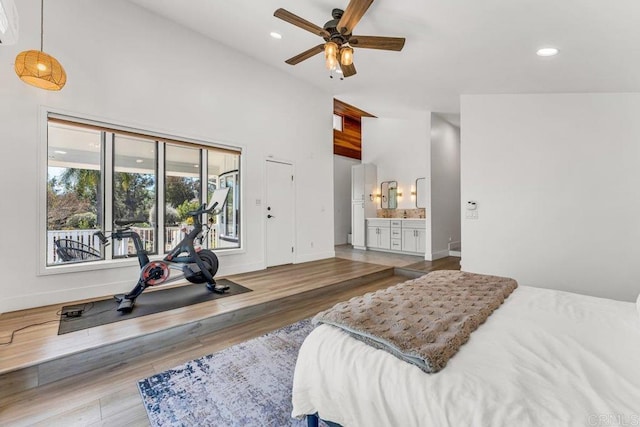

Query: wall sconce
[411,187,416,198]
[369,193,382,201]
[397,189,403,198]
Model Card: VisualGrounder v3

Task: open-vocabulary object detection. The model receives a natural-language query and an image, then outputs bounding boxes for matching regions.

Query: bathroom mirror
[380,181,398,209]
[415,177,427,208]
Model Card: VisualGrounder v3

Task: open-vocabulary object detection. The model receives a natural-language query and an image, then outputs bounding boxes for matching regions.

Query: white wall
[361,114,431,210]
[461,93,640,302]
[334,155,360,245]
[430,114,461,258]
[0,0,334,312]
[362,114,432,257]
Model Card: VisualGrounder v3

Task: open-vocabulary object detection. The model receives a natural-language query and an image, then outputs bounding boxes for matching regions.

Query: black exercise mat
[58,279,251,335]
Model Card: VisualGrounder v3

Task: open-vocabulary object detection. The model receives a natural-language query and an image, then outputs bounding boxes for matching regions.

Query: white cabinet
[351,164,377,250]
[352,163,377,202]
[351,202,366,249]
[401,220,427,254]
[401,228,427,253]
[366,218,426,255]
[367,219,391,250]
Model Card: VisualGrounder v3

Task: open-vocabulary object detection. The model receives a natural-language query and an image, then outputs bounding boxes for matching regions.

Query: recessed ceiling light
[270,32,282,39]
[136,159,144,163]
[54,150,67,154]
[536,47,559,57]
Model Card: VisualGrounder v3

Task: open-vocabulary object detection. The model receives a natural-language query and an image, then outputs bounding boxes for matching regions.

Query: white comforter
[292,285,640,427]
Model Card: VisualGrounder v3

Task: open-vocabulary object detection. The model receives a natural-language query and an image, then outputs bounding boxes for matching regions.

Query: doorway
[266,160,294,267]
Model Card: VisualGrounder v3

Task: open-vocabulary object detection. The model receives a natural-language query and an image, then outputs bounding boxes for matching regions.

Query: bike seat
[115,218,146,227]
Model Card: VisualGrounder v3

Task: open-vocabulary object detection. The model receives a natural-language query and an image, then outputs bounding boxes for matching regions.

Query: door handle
[267,214,275,219]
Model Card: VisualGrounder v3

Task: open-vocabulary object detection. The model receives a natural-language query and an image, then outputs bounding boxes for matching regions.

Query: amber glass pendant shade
[14,0,67,91]
[340,46,354,66]
[15,50,67,91]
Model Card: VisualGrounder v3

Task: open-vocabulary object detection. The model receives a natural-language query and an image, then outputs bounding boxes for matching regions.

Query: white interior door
[266,160,294,267]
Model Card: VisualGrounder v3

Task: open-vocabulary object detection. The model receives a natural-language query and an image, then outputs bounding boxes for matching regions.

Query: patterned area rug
[138,319,315,426]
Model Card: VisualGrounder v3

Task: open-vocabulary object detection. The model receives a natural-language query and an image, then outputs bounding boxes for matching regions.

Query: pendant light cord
[40,0,44,51]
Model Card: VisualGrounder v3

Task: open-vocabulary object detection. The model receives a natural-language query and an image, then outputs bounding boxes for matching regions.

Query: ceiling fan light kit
[325,41,339,70]
[340,44,354,66]
[274,0,405,78]
[14,0,66,91]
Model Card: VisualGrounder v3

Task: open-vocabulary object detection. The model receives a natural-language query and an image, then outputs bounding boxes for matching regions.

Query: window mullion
[201,149,209,249]
[157,141,166,254]
[104,132,114,261]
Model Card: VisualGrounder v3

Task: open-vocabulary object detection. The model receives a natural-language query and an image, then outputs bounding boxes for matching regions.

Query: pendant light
[14,0,66,91]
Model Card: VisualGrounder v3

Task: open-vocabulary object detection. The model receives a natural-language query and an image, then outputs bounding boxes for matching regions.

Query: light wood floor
[0,258,388,377]
[334,244,424,267]
[0,252,461,426]
[335,244,461,273]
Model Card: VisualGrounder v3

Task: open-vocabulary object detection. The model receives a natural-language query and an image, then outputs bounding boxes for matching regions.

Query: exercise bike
[94,187,231,313]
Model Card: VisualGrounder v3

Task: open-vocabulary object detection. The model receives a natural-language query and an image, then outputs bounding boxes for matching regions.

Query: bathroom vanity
[366,218,426,255]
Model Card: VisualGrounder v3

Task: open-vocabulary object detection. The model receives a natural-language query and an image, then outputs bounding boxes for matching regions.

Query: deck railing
[47,226,220,264]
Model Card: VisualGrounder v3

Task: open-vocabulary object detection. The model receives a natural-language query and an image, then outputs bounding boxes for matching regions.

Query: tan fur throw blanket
[313,270,518,373]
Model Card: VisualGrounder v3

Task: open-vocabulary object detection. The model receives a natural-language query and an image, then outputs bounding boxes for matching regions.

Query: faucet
[403,210,407,218]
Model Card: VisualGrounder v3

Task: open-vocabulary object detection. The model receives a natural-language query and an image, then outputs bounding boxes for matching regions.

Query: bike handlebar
[186,201,220,218]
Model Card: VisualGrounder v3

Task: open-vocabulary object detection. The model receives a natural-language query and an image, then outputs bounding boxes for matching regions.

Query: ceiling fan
[274,0,405,78]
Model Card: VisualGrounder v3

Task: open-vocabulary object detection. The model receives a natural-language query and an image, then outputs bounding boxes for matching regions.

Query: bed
[291,277,640,427]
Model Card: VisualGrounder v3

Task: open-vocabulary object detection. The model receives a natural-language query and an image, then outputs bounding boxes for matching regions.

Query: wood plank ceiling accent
[333,98,376,160]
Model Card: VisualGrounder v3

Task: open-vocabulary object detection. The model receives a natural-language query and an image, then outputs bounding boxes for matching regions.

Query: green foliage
[113,172,155,223]
[48,168,101,230]
[166,176,200,208]
[47,183,92,230]
[164,204,180,225]
[66,212,98,229]
[59,168,101,203]
[176,199,202,225]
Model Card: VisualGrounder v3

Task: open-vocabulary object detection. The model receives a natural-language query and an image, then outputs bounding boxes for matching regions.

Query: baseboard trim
[431,250,450,260]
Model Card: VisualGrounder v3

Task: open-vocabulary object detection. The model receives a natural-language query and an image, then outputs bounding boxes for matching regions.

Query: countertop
[366,217,425,221]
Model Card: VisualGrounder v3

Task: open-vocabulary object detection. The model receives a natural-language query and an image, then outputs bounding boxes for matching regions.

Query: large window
[164,144,201,252]
[46,116,241,267]
[47,123,104,264]
[208,149,240,248]
[113,135,157,257]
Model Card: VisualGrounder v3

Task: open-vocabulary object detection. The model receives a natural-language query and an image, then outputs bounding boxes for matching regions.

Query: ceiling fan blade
[340,62,357,78]
[337,0,374,35]
[285,44,325,65]
[350,35,405,51]
[274,8,330,38]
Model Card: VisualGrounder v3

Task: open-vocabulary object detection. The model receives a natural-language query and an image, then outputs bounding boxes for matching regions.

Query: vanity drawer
[391,239,402,250]
[390,220,402,228]
[391,228,402,238]
[367,219,390,228]
[401,219,426,229]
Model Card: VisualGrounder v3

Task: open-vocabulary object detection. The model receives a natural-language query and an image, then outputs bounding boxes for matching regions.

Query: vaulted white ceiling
[128,0,640,116]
